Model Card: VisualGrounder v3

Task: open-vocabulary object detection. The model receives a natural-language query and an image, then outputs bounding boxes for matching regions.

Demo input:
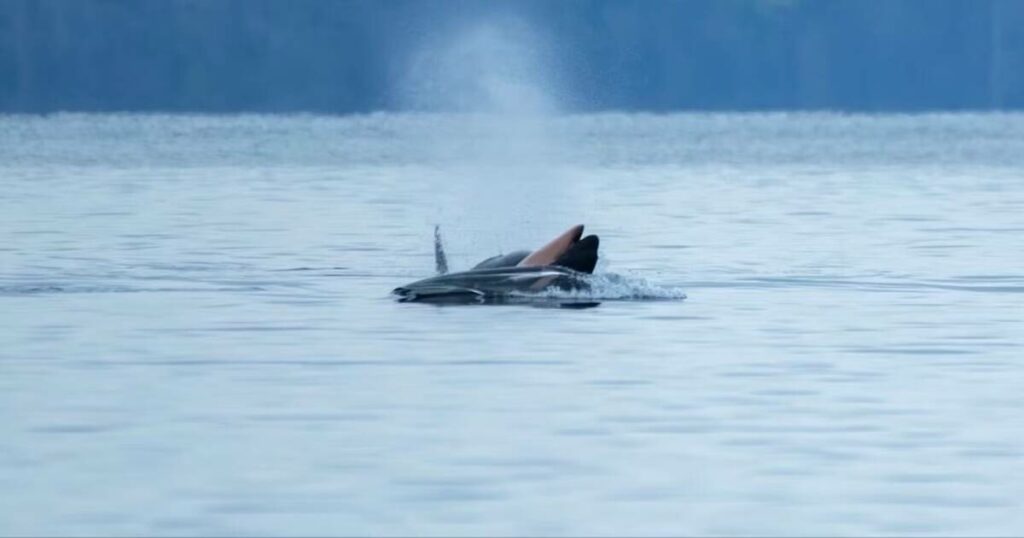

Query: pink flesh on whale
[517,224,584,268]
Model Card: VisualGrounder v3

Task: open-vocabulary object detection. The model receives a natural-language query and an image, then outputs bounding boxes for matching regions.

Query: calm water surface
[1,113,1023,536]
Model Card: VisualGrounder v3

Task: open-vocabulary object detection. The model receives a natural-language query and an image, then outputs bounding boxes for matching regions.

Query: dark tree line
[1,0,1022,113]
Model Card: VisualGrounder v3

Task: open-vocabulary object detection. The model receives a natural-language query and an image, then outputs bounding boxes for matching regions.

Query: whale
[392,225,600,304]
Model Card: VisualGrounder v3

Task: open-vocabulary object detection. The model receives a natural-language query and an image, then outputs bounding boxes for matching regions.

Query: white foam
[532,272,687,301]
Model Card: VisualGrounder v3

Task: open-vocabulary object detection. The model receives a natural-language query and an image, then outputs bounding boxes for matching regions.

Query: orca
[393,225,600,304]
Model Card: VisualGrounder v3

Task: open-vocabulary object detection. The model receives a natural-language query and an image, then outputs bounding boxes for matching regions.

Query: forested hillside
[1,0,1022,112]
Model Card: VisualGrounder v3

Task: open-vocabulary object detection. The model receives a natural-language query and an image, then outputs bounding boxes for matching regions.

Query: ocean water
[1,113,1022,536]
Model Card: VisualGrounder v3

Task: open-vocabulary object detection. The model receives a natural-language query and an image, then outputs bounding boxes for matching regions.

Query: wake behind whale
[392,225,686,305]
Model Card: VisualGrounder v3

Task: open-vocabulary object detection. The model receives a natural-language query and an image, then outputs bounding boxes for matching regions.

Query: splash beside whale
[393,224,600,304]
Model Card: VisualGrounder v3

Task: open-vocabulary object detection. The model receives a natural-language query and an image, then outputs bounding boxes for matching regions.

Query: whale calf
[393,225,600,304]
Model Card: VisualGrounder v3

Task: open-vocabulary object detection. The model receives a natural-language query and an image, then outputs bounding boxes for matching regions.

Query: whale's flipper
[394,285,484,303]
[434,225,449,275]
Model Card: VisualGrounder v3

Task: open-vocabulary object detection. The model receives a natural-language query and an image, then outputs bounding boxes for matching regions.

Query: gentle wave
[0,283,263,296]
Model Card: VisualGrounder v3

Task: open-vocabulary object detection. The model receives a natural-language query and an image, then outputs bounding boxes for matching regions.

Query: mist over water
[399,17,563,115]
[395,18,581,262]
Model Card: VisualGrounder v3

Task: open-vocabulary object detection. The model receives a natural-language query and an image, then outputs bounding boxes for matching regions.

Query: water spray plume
[399,17,562,115]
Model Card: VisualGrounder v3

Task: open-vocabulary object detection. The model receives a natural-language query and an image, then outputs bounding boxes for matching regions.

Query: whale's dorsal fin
[434,225,449,275]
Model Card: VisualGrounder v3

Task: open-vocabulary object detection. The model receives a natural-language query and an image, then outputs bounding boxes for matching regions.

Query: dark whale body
[393,227,600,304]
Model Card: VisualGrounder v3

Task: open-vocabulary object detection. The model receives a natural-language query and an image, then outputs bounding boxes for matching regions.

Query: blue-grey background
[3,2,1024,537]
[3,0,1024,113]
